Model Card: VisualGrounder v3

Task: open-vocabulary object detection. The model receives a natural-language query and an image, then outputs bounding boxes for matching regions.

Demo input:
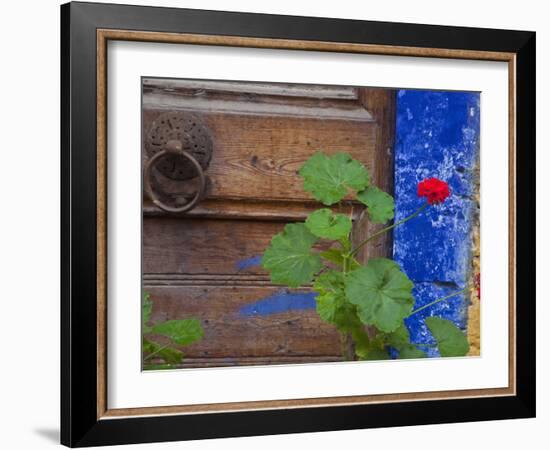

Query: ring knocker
[143,139,206,213]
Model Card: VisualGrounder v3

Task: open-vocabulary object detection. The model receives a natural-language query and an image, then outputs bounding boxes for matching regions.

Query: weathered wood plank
[354,88,396,261]
[143,217,337,275]
[143,78,360,100]
[143,198,360,221]
[142,78,373,121]
[144,285,342,359]
[154,356,344,369]
[142,110,378,202]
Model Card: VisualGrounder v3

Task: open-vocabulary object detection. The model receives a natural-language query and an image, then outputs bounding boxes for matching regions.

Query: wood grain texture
[144,208,347,276]
[143,79,361,99]
[143,79,374,121]
[143,285,342,364]
[99,29,515,62]
[143,198,359,221]
[142,110,378,202]
[96,30,108,418]
[359,89,396,260]
[142,85,394,367]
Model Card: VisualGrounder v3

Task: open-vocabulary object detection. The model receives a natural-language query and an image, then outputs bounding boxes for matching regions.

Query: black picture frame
[61,1,535,447]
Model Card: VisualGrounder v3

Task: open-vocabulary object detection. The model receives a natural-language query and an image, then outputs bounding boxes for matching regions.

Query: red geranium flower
[417,178,450,205]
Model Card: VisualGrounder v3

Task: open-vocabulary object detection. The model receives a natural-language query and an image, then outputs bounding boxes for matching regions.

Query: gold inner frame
[96,29,517,420]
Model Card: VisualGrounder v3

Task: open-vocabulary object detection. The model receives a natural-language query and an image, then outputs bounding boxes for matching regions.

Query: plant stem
[340,332,356,361]
[350,203,429,256]
[143,343,171,362]
[409,287,468,316]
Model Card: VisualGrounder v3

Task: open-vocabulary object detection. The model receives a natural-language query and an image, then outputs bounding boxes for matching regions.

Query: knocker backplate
[145,111,213,180]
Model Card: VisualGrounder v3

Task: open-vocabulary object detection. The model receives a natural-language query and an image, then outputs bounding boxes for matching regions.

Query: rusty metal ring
[144,141,206,213]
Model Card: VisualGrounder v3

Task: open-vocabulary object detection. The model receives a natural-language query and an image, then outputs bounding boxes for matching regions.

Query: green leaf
[425,317,469,357]
[355,333,390,360]
[142,291,153,334]
[143,338,184,365]
[319,249,345,267]
[314,270,345,293]
[299,152,370,205]
[357,347,391,361]
[351,327,372,358]
[344,258,414,333]
[398,346,427,359]
[339,236,352,252]
[261,223,322,287]
[357,186,395,224]
[152,319,204,346]
[313,271,362,333]
[157,346,184,365]
[306,209,352,240]
[316,292,348,326]
[144,364,174,371]
[385,323,428,359]
[314,271,345,324]
[319,248,360,270]
[317,293,363,333]
[386,322,411,348]
[143,291,152,323]
[142,337,156,354]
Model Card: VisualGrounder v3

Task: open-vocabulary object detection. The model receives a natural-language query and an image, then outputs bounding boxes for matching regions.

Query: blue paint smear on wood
[235,255,262,271]
[394,89,479,357]
[239,290,317,317]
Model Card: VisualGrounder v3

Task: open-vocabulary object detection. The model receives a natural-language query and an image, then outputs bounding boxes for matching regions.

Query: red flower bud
[417,178,450,205]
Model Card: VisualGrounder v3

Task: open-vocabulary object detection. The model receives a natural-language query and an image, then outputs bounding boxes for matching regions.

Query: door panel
[142,79,395,368]
[144,217,342,275]
[145,285,342,365]
[143,111,378,201]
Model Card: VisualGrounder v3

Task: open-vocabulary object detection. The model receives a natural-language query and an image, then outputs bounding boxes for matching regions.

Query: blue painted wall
[394,89,480,356]
[236,89,480,358]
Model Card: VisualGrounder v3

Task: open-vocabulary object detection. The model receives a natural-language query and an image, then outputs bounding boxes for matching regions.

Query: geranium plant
[142,291,204,370]
[261,152,470,360]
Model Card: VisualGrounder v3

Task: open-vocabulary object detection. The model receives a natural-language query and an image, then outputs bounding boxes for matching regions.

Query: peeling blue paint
[239,290,317,317]
[394,89,479,355]
[236,255,262,271]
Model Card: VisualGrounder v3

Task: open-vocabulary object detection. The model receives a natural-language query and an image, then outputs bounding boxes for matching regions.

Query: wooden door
[142,79,395,368]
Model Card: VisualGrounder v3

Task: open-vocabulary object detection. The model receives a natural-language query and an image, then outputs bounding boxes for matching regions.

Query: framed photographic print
[61,1,536,447]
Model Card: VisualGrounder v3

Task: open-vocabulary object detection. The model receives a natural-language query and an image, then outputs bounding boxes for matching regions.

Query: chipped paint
[239,290,317,317]
[394,89,480,356]
[235,255,262,271]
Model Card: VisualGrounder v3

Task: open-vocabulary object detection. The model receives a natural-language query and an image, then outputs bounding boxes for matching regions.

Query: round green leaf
[386,322,411,348]
[344,258,414,333]
[142,338,184,365]
[305,208,352,240]
[313,271,362,333]
[425,317,469,357]
[384,324,426,358]
[398,346,427,359]
[357,186,395,224]
[299,152,370,205]
[261,223,322,287]
[152,318,204,346]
